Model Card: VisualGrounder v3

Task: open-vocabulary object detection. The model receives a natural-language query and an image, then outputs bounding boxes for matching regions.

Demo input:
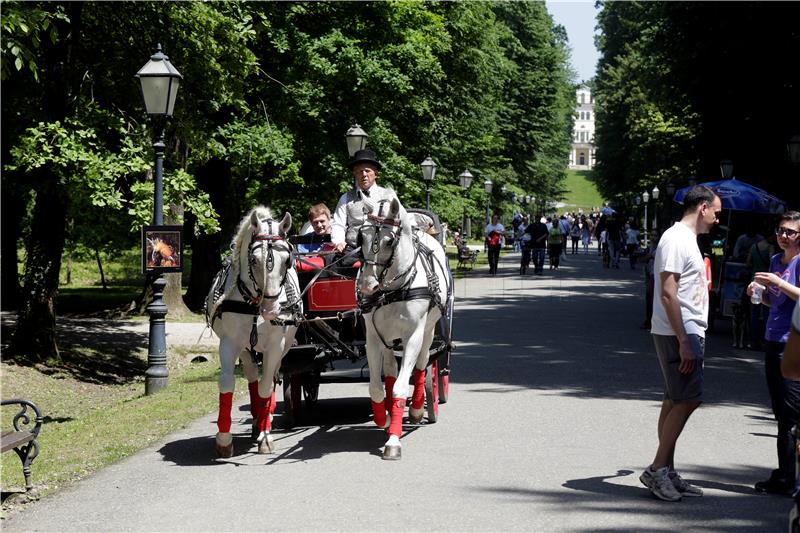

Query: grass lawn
[560,169,606,213]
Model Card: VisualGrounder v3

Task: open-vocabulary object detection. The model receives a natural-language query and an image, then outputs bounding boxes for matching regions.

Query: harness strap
[360,286,434,314]
[249,316,259,364]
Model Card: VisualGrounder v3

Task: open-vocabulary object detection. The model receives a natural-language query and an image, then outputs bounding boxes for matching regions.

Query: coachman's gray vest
[344,187,395,247]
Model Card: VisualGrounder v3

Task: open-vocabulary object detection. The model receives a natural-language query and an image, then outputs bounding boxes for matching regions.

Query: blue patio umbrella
[600,206,616,216]
[673,178,786,214]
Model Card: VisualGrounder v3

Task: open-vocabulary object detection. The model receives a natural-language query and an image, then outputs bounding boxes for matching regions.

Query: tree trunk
[183,158,238,311]
[95,249,107,290]
[163,272,190,317]
[9,2,82,361]
[66,253,73,285]
[0,177,25,310]
[9,180,68,361]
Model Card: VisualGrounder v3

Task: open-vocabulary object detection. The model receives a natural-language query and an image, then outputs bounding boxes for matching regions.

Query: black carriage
[281,208,454,425]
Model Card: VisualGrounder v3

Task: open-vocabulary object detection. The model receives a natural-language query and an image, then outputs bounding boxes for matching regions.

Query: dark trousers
[532,247,546,273]
[627,244,638,268]
[765,341,800,487]
[487,245,501,275]
[548,243,561,268]
[751,304,768,350]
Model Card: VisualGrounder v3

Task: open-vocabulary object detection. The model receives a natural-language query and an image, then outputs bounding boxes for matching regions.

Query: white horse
[357,198,451,460]
[205,206,300,457]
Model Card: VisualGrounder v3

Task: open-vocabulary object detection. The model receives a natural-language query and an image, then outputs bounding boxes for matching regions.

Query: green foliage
[593,1,800,207]
[0,1,66,82]
[3,1,578,345]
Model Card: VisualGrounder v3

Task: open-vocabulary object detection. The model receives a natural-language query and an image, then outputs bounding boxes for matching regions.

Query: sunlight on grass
[561,169,605,212]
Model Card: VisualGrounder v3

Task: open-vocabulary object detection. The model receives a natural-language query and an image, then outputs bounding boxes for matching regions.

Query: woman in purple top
[747,211,800,495]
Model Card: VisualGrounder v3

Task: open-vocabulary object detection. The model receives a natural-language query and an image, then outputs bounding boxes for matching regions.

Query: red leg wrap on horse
[384,375,397,410]
[372,401,387,428]
[269,389,277,416]
[257,394,272,432]
[248,381,259,417]
[388,397,406,437]
[218,392,233,433]
[411,368,426,410]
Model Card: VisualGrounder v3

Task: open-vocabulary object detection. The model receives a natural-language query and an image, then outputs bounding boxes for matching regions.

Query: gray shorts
[652,334,705,403]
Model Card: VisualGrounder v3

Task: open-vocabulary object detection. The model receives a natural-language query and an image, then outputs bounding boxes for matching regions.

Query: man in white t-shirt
[639,185,721,502]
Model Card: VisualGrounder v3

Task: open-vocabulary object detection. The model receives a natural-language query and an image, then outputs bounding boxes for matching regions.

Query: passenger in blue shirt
[297,203,332,253]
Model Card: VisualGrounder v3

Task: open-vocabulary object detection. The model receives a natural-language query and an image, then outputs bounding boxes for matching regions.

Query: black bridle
[359,214,418,290]
[238,218,292,304]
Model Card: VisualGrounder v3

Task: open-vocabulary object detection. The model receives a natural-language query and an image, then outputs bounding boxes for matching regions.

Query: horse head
[358,197,410,296]
[242,207,293,320]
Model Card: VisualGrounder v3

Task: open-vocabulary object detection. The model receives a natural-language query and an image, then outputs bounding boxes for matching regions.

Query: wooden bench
[2,399,43,491]
[456,246,479,270]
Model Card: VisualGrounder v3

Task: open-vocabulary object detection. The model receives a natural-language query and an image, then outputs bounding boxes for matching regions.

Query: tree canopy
[1,0,575,359]
[593,1,800,208]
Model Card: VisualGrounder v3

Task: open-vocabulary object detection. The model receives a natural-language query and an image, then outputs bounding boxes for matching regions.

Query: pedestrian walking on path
[640,185,721,502]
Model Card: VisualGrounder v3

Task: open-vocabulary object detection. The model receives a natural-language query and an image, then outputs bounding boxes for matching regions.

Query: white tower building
[569,86,595,170]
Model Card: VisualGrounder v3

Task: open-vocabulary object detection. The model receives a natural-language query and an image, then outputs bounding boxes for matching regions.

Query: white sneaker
[639,466,682,501]
[669,471,703,497]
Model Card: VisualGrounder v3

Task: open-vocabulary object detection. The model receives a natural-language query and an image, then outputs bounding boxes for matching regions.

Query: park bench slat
[1,429,36,453]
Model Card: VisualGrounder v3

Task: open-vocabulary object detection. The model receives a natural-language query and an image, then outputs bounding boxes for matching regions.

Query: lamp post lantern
[420,156,437,211]
[720,159,734,180]
[788,135,800,164]
[651,186,660,236]
[345,124,368,157]
[459,169,474,240]
[136,44,182,395]
[484,179,493,223]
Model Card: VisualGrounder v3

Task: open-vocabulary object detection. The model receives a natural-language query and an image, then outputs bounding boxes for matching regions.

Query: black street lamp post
[459,170,473,240]
[484,179,492,224]
[651,185,660,236]
[421,156,437,211]
[136,44,182,395]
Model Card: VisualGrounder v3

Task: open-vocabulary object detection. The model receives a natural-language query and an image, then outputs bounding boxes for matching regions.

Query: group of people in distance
[481,210,646,275]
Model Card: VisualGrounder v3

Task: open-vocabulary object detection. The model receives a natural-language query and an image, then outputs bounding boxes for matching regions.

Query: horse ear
[250,210,261,229]
[388,198,400,219]
[279,212,292,235]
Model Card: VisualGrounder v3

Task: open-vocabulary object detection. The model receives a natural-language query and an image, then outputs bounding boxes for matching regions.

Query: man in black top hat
[331,148,404,253]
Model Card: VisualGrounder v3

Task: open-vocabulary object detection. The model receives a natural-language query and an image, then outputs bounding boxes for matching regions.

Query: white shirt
[651,222,709,338]
[331,184,398,247]
[484,222,505,236]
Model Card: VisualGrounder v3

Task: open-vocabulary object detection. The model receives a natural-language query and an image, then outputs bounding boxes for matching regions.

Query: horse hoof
[215,443,233,458]
[257,435,275,454]
[408,408,424,425]
[382,444,401,460]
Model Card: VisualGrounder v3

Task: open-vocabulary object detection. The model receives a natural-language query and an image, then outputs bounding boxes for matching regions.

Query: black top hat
[347,149,382,170]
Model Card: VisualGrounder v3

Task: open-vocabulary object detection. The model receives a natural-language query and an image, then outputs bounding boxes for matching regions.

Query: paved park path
[3,250,792,531]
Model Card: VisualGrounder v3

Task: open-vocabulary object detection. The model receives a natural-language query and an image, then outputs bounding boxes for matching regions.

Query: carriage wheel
[424,361,439,423]
[282,374,303,426]
[302,371,320,407]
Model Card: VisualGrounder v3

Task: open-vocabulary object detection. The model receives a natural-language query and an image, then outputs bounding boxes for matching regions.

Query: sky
[545,0,601,83]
